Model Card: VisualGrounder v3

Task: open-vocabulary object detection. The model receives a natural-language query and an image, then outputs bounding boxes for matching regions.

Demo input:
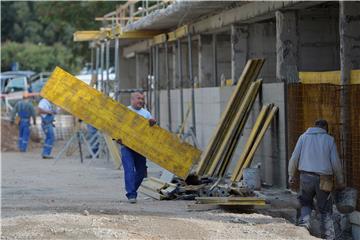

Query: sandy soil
[1,144,316,239]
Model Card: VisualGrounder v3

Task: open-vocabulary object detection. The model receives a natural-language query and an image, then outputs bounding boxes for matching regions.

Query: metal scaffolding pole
[155,45,160,122]
[100,42,105,92]
[95,46,100,90]
[147,47,152,111]
[188,34,196,136]
[165,41,172,131]
[114,38,120,101]
[105,40,110,95]
[177,39,184,123]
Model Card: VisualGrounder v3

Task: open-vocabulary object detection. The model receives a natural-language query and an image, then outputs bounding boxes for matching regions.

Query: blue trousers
[298,172,334,239]
[87,125,99,154]
[120,146,147,199]
[18,119,30,152]
[42,123,55,157]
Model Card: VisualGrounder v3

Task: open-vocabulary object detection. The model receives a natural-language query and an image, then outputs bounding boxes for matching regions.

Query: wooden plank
[40,67,201,179]
[235,106,279,181]
[217,79,262,177]
[103,134,122,169]
[195,196,266,206]
[207,80,261,176]
[196,59,264,176]
[139,186,165,200]
[299,70,360,85]
[230,105,270,182]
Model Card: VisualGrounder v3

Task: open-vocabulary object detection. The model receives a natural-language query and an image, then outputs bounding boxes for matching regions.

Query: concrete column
[339,1,360,186]
[135,53,149,89]
[276,11,299,83]
[231,25,248,84]
[198,35,213,87]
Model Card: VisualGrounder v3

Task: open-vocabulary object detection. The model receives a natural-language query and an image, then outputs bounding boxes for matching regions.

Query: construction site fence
[287,83,360,210]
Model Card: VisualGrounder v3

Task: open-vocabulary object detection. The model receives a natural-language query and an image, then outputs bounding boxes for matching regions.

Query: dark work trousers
[298,172,335,240]
[120,146,147,200]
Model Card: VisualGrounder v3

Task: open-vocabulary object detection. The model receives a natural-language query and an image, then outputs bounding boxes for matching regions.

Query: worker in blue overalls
[10,95,36,152]
[38,98,57,159]
[116,91,156,204]
[86,124,99,158]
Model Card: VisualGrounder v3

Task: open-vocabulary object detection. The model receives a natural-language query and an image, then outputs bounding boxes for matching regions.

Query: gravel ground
[1,144,316,239]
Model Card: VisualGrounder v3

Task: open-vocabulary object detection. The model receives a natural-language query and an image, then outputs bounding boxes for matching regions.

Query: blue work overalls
[18,103,31,152]
[41,114,55,157]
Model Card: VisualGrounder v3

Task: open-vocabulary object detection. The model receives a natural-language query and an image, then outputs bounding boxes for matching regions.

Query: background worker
[117,91,156,204]
[10,95,36,152]
[288,119,345,240]
[38,98,57,159]
[86,124,99,158]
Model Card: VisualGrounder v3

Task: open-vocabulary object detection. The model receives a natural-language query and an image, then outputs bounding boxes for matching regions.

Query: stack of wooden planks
[195,196,266,206]
[230,104,279,182]
[195,59,265,178]
[139,177,177,200]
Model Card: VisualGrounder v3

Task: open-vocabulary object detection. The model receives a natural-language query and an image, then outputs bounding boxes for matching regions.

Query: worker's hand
[149,118,157,127]
[113,139,122,145]
[288,176,295,186]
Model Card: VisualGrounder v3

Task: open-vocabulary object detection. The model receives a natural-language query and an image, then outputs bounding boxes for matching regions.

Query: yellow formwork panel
[40,67,201,179]
[299,70,360,84]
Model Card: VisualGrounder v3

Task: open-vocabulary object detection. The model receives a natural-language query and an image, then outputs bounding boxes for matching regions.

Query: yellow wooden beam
[153,33,167,45]
[73,31,108,42]
[299,70,360,85]
[40,67,201,179]
[111,25,163,39]
[167,25,188,42]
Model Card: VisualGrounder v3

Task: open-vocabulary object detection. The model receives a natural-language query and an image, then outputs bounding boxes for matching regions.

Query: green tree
[1,1,121,72]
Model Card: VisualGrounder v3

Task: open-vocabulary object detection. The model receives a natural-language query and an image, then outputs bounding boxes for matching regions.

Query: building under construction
[3,1,359,239]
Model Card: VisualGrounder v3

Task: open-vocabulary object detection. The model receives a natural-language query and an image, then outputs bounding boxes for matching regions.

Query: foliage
[1,1,121,73]
[1,41,74,73]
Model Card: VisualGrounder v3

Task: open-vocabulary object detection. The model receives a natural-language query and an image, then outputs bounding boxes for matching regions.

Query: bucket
[243,168,261,190]
[334,187,358,214]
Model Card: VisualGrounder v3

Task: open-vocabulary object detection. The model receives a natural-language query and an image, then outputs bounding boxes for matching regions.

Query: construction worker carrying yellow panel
[40,67,201,180]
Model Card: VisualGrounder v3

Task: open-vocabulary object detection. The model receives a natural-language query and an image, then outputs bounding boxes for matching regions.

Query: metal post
[100,42,105,92]
[148,48,152,111]
[105,39,110,95]
[212,33,218,86]
[177,39,184,123]
[155,45,160,123]
[114,38,120,101]
[95,46,100,90]
[165,41,172,131]
[188,34,196,136]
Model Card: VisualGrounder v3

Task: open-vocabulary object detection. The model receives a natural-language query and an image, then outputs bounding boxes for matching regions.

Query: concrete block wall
[157,82,286,187]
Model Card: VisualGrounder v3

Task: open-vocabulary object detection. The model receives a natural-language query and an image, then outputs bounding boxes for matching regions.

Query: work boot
[128,198,137,204]
[42,156,54,159]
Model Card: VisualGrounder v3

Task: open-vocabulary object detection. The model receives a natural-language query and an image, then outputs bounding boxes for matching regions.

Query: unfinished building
[73,1,360,237]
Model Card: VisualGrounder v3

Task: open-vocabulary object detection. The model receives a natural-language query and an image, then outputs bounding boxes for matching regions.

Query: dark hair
[315,119,328,130]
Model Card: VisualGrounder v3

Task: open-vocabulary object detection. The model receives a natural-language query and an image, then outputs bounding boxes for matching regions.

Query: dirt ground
[1,143,316,240]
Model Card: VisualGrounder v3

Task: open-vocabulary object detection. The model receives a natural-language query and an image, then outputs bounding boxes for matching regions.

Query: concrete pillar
[339,1,360,187]
[198,34,213,87]
[276,11,299,83]
[231,25,248,84]
[135,53,149,89]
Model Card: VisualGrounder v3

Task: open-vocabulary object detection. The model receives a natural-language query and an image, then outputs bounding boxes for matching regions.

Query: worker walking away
[288,119,345,240]
[10,95,36,152]
[86,124,99,158]
[117,91,156,204]
[38,98,57,159]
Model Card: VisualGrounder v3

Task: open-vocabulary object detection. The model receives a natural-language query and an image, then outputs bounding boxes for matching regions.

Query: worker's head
[130,91,145,110]
[315,119,328,132]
